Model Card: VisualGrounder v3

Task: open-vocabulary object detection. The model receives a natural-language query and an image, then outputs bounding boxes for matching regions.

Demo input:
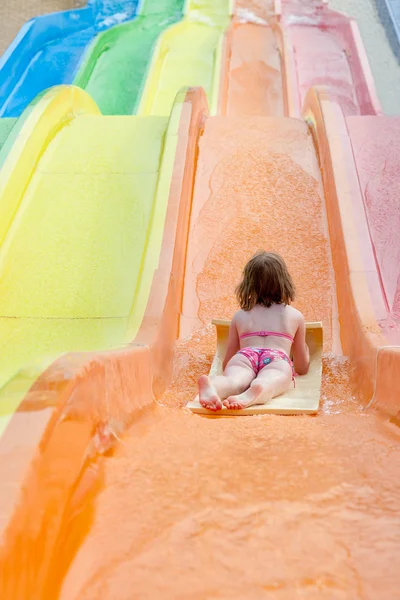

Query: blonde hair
[236,251,295,311]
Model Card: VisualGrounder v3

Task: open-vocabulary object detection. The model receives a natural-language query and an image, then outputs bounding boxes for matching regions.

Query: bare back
[236,303,298,350]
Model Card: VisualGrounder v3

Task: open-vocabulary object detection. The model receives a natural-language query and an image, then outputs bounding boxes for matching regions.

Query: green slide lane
[0,119,17,153]
[74,0,185,115]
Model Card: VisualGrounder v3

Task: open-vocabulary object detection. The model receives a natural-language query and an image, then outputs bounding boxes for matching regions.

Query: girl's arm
[222,316,240,370]
[292,316,310,375]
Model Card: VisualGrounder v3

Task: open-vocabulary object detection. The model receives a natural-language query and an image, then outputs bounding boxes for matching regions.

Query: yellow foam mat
[187,319,323,416]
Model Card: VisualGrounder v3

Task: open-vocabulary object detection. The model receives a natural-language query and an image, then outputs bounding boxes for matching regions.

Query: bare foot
[198,375,222,411]
[223,383,268,410]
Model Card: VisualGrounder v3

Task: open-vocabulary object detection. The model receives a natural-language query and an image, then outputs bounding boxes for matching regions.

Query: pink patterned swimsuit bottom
[238,347,295,383]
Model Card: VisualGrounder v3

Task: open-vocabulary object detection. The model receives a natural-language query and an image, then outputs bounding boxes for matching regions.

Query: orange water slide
[58,85,400,598]
[2,3,400,599]
[222,2,285,117]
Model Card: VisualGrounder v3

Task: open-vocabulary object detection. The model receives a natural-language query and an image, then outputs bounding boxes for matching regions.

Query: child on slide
[198,251,310,411]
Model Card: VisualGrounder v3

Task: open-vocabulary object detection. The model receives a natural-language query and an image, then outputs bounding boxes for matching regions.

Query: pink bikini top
[239,331,294,342]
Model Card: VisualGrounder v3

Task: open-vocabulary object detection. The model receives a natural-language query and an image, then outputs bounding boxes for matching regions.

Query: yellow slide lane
[0,85,182,432]
[138,0,233,116]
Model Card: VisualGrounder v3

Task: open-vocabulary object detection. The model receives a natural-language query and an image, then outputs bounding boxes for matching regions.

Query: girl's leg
[198,354,255,411]
[223,361,292,410]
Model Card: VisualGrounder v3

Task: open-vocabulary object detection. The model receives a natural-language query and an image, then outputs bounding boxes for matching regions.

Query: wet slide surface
[0,120,16,152]
[235,0,274,20]
[289,24,360,115]
[0,1,140,117]
[0,91,174,431]
[226,22,284,116]
[60,116,400,598]
[1,1,400,597]
[75,0,185,115]
[281,1,380,116]
[347,116,400,323]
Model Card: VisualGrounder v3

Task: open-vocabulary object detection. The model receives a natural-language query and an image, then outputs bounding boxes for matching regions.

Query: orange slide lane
[59,55,399,600]
[222,1,284,117]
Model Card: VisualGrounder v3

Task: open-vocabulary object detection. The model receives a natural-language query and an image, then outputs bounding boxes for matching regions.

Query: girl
[198,251,310,411]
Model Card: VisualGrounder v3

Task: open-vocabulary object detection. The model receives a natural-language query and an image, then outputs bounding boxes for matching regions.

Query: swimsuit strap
[239,331,294,342]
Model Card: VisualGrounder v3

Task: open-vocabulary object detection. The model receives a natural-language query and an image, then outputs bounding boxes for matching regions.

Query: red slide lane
[347,117,400,322]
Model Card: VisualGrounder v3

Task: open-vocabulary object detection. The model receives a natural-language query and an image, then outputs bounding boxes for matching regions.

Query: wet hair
[236,251,295,310]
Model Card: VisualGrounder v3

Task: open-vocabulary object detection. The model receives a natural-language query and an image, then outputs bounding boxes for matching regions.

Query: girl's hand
[292,316,310,375]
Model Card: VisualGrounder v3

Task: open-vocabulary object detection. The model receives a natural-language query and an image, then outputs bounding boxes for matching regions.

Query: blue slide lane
[376,0,400,62]
[0,0,140,117]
